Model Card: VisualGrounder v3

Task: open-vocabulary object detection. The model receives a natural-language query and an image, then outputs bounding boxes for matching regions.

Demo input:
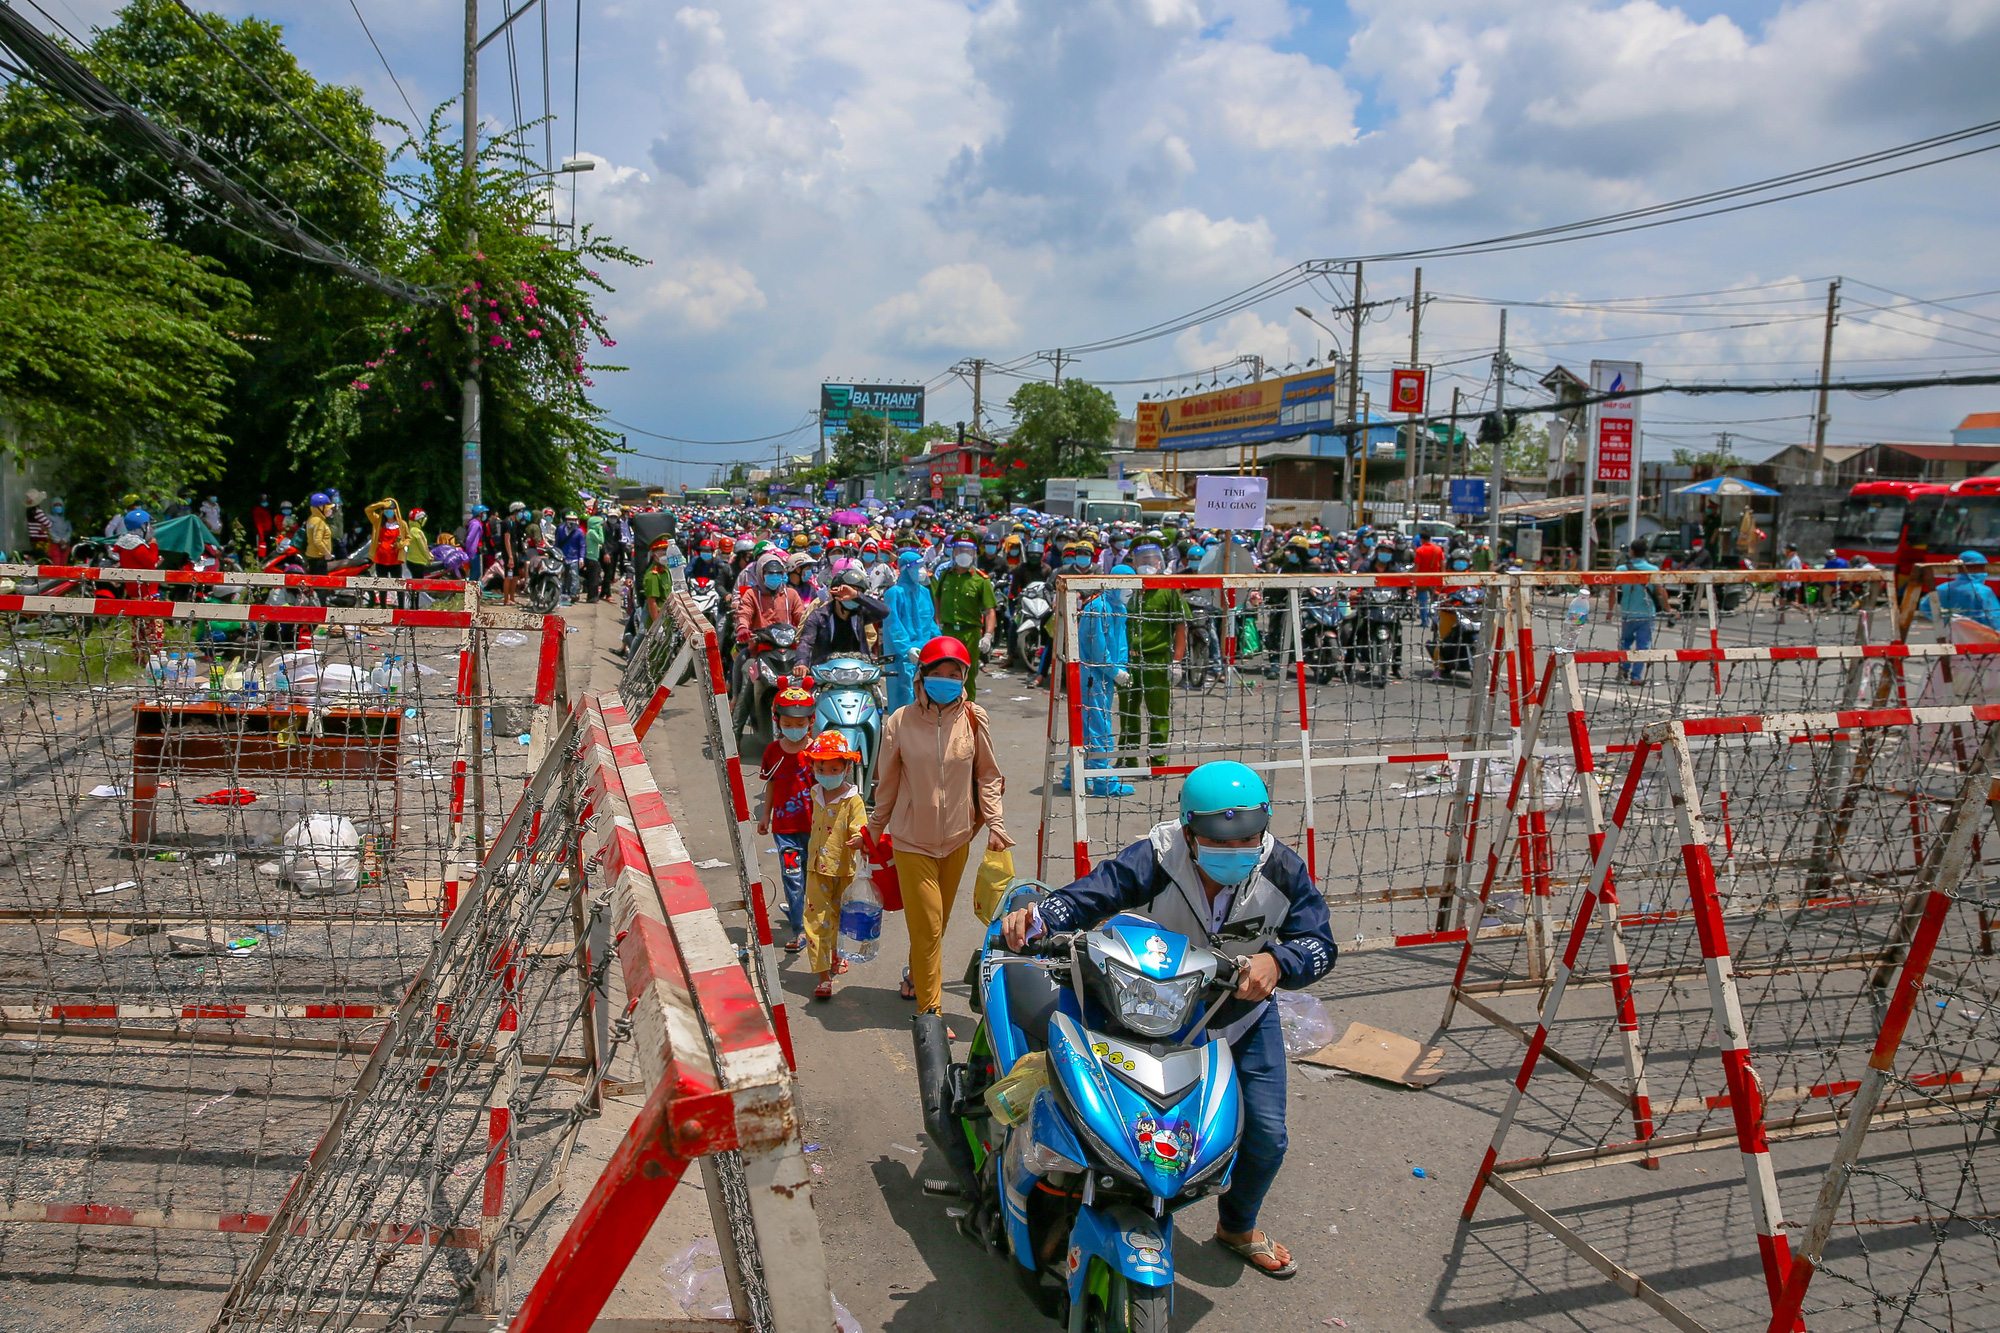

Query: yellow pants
[895,842,973,1013]
[803,870,849,974]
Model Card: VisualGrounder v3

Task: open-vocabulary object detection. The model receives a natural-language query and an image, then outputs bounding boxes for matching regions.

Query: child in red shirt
[757,686,818,950]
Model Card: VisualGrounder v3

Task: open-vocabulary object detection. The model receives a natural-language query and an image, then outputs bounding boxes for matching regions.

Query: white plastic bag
[280,815,360,895]
[1275,989,1335,1058]
[662,1237,732,1318]
[837,876,882,964]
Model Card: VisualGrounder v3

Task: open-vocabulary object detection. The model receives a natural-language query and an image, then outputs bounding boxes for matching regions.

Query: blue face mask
[814,771,847,790]
[763,572,785,590]
[861,551,876,564]
[1070,554,1092,569]
[778,723,809,742]
[922,675,964,704]
[1195,843,1262,886]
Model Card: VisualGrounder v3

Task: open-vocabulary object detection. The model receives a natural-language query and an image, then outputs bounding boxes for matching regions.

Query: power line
[604,416,814,447]
[344,0,421,125]
[0,2,441,308]
[169,0,423,203]
[1026,116,2000,363]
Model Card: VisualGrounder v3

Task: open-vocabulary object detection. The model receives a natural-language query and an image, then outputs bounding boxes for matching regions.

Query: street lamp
[524,158,595,181]
[1295,305,1340,341]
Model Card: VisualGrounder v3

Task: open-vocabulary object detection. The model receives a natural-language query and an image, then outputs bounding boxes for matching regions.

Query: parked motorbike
[730,622,802,752]
[812,654,885,799]
[1432,587,1484,681]
[913,882,1244,1332]
[1013,579,1053,670]
[527,548,565,613]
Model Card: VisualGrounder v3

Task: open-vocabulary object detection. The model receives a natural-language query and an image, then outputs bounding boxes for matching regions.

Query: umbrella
[891,509,916,521]
[153,514,216,562]
[1673,475,1780,497]
[832,508,868,526]
[786,499,812,510]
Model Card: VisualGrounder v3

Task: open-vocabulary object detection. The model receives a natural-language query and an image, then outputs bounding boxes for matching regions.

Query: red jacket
[1414,540,1445,573]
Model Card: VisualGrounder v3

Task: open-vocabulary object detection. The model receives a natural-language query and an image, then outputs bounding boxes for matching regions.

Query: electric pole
[1040,349,1070,388]
[1408,266,1423,506]
[1488,310,1508,548]
[460,0,482,523]
[971,358,985,435]
[1810,278,1841,485]
[1346,261,1364,518]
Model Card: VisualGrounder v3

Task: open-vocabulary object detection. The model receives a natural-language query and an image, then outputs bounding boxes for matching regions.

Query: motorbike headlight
[1103,959,1202,1038]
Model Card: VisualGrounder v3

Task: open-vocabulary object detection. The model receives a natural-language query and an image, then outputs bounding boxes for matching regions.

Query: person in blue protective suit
[1937,550,2000,629]
[1067,562,1134,796]
[882,548,941,714]
[1001,761,1336,1281]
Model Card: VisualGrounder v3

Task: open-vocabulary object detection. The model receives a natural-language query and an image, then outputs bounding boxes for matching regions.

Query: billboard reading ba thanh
[1155,368,1343,451]
[821,384,926,430]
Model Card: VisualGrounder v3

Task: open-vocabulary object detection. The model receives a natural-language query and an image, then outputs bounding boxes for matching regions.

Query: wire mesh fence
[0,584,562,1321]
[1462,703,2000,1333]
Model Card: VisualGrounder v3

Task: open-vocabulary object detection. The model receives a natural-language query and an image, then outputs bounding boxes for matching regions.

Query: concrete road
[613,609,1844,1333]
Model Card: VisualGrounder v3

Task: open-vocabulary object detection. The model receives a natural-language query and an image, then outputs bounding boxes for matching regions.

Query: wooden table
[129,700,404,845]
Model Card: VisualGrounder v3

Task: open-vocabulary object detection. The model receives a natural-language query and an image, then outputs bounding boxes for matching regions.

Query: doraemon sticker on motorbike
[1134,1113,1194,1174]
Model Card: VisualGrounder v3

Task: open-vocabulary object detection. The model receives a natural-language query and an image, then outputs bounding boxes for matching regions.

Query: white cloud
[631,258,767,331]
[867,263,1021,352]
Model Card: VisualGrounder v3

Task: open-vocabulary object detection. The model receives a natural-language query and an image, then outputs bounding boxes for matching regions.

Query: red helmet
[918,636,971,670]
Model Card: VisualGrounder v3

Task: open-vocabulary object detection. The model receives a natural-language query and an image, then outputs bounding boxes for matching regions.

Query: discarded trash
[832,1295,862,1333]
[693,858,729,870]
[1413,1167,1429,1179]
[191,1089,235,1117]
[88,784,124,798]
[203,853,237,867]
[810,1162,825,1176]
[803,1143,820,1153]
[890,1143,921,1157]
[494,631,529,648]
[661,1238,731,1319]
[92,881,136,896]
[1011,696,1032,702]
[1328,1224,1338,1235]
[517,733,531,745]
[1324,1319,1348,1328]
[281,815,361,895]
[193,788,258,806]
[1275,990,1335,1058]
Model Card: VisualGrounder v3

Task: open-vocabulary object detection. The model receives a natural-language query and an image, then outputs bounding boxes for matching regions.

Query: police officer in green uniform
[1119,536,1188,767]
[932,535,998,701]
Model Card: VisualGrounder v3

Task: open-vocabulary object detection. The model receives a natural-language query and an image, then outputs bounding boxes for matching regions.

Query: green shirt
[641,564,673,604]
[586,515,605,560]
[1471,546,1492,572]
[1132,587,1190,660]
[932,567,997,628]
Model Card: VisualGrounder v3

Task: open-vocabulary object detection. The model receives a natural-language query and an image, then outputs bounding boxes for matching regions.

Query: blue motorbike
[912,882,1243,1331]
[811,654,884,798]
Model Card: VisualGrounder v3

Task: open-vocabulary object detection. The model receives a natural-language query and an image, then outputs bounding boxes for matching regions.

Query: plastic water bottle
[1561,591,1591,651]
[273,662,290,702]
[837,879,883,964]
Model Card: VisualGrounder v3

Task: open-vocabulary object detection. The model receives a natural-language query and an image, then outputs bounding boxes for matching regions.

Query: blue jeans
[1218,1001,1288,1234]
[773,829,809,938]
[1618,615,1655,681]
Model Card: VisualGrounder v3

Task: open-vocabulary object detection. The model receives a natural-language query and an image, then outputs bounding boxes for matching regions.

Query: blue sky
[28,1,2000,485]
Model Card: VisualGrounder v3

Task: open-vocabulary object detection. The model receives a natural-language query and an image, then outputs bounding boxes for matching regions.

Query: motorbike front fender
[1066,1203,1173,1309]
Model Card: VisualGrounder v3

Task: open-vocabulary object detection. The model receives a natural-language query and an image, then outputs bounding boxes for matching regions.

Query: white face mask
[953,551,974,568]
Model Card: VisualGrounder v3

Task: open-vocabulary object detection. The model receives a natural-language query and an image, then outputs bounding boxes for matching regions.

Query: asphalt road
[615,595,1910,1333]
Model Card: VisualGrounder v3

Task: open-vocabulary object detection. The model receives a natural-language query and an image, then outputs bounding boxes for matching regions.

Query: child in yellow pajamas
[802,731,868,999]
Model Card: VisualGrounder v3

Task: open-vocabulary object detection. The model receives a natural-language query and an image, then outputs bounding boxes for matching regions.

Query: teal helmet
[1960,550,1988,565]
[1180,761,1271,841]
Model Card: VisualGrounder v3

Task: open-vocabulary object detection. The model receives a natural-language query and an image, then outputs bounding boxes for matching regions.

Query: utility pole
[1810,278,1842,485]
[1449,386,1462,506]
[1040,349,1070,388]
[1488,310,1508,548]
[1408,266,1423,509]
[970,358,985,435]
[459,0,482,524]
[1346,261,1364,519]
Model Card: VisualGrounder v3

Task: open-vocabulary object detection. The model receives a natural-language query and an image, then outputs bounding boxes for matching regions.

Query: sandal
[899,969,916,1001]
[813,978,833,1001]
[784,936,805,954]
[1216,1232,1297,1280]
[833,957,850,976]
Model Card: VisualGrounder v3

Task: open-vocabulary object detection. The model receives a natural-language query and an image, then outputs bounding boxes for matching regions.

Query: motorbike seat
[998,957,1059,1053]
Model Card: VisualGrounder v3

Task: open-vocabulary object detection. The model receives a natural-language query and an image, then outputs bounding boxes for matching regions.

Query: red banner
[1390,367,1428,415]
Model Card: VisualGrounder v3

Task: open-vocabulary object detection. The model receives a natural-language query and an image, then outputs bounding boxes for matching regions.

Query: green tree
[0,187,247,519]
[1671,442,1746,469]
[0,0,398,508]
[1468,418,1549,478]
[287,109,641,511]
[827,413,948,480]
[994,381,1118,502]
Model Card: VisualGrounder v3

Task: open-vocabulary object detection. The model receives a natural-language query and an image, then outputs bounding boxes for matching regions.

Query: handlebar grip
[1018,931,1075,960]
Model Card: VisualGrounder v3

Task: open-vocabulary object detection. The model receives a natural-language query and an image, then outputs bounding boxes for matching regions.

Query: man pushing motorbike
[1001,761,1335,1280]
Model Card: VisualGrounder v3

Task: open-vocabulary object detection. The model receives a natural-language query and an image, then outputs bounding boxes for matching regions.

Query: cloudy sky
[30,0,2000,484]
